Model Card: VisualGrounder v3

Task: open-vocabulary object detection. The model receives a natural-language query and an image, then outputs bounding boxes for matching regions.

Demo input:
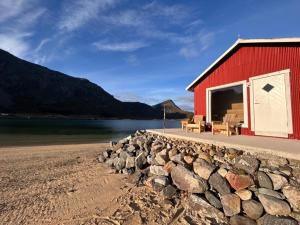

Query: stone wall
[98,130,300,225]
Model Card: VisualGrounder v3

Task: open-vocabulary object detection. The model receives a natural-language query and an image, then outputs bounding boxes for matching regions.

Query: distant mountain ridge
[153,100,193,119]
[0,49,191,119]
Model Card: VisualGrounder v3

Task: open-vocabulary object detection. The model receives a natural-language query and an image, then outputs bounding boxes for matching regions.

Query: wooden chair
[185,115,206,133]
[211,113,240,136]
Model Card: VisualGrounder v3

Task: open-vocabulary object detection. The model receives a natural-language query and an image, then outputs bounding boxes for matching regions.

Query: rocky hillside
[98,131,300,224]
[153,100,193,119]
[0,49,170,119]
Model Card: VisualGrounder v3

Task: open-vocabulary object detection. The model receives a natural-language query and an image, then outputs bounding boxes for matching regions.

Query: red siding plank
[194,45,300,139]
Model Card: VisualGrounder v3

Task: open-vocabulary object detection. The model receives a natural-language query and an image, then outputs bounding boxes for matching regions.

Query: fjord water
[0,118,180,147]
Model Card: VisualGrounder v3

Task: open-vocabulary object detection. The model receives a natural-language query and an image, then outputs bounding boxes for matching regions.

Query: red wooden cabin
[186,38,300,139]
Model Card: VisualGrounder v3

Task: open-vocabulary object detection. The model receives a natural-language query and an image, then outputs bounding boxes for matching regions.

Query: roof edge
[186,37,300,92]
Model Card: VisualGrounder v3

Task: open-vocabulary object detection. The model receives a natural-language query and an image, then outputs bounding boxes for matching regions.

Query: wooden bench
[211,113,240,136]
[185,115,206,133]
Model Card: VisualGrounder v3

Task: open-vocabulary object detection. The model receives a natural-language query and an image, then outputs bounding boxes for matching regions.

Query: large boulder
[282,185,300,212]
[171,165,208,193]
[204,191,222,209]
[242,199,264,219]
[258,171,273,189]
[257,214,298,225]
[125,156,135,168]
[229,215,256,225]
[234,155,259,174]
[189,195,228,223]
[155,149,168,165]
[267,173,288,190]
[135,152,147,169]
[225,171,253,191]
[149,165,168,176]
[258,188,285,199]
[114,158,126,171]
[258,194,291,216]
[235,189,252,201]
[193,159,216,180]
[208,172,231,195]
[220,194,241,216]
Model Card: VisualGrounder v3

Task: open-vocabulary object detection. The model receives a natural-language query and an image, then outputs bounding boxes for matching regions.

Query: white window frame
[249,69,293,135]
[206,80,248,128]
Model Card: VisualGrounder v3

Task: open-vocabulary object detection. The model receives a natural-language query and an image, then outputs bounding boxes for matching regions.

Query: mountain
[0,49,163,119]
[153,100,193,119]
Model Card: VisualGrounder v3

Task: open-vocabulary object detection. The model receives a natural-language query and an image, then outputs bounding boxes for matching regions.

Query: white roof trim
[186,37,300,92]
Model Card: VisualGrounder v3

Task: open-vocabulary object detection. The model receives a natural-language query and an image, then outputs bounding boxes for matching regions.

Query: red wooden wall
[193,44,300,139]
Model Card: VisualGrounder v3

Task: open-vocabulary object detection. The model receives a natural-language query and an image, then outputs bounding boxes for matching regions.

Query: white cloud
[58,0,118,31]
[179,31,215,58]
[179,47,199,58]
[102,10,144,27]
[143,1,189,22]
[0,0,26,22]
[0,33,31,58]
[93,41,148,52]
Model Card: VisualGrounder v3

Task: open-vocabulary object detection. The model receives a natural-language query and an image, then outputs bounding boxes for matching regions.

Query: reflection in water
[0,118,180,147]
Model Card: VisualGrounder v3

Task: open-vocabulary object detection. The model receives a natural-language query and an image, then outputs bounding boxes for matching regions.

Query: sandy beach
[0,143,133,225]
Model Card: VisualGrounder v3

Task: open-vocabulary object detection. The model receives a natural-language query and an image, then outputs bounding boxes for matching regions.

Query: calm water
[0,118,180,147]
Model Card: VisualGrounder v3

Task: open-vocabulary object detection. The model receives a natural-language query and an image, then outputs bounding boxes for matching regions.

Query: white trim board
[206,80,248,128]
[186,38,300,91]
[249,69,293,136]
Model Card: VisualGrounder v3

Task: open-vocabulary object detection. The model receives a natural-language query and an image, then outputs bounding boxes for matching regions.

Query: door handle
[254,102,260,104]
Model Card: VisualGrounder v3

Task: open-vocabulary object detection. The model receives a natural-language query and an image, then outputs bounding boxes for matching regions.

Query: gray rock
[105,158,114,167]
[242,199,264,219]
[267,157,288,167]
[208,172,231,195]
[220,194,241,216]
[102,150,112,158]
[170,154,184,164]
[162,185,177,198]
[135,152,147,169]
[125,156,135,168]
[97,154,105,163]
[153,176,169,186]
[193,159,216,180]
[204,191,222,209]
[119,151,130,160]
[149,165,168,176]
[114,158,126,171]
[258,171,273,189]
[171,165,208,193]
[267,173,288,190]
[229,215,256,225]
[155,149,168,165]
[258,188,285,199]
[258,193,291,216]
[234,155,260,174]
[147,155,154,164]
[282,185,300,212]
[119,138,129,145]
[189,195,228,223]
[127,145,136,152]
[257,214,298,225]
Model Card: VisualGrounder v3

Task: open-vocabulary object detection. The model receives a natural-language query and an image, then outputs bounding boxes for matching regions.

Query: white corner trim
[186,38,300,92]
[249,69,293,134]
[206,80,248,128]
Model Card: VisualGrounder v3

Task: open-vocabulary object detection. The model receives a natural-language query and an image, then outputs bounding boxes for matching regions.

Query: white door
[251,73,289,137]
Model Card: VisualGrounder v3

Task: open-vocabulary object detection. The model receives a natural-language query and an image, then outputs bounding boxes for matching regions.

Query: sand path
[0,143,132,225]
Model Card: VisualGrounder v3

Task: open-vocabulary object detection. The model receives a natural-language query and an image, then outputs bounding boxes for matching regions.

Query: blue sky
[1,0,300,111]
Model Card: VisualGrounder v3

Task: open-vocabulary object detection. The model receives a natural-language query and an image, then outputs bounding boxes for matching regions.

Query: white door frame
[206,80,248,128]
[249,69,293,136]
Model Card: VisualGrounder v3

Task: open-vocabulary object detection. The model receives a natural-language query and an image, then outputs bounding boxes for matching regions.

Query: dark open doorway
[211,84,244,122]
